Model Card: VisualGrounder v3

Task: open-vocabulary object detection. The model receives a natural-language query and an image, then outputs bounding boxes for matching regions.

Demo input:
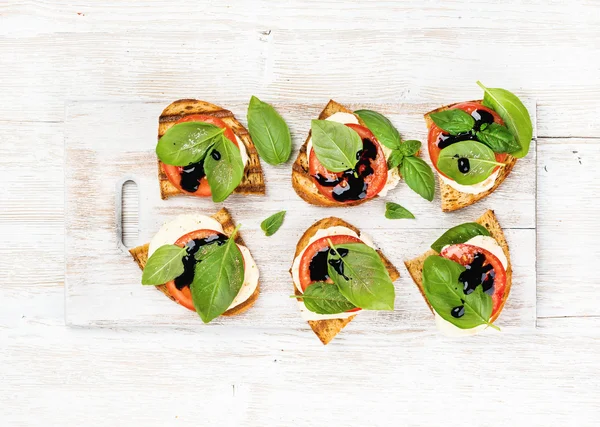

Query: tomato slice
[164,229,233,312]
[309,124,388,203]
[161,114,240,197]
[298,234,363,313]
[440,243,507,317]
[428,102,508,179]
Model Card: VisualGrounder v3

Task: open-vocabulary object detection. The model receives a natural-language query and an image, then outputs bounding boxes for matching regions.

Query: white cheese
[291,225,375,321]
[148,214,259,311]
[464,235,508,270]
[439,169,500,195]
[235,135,250,168]
[306,112,400,196]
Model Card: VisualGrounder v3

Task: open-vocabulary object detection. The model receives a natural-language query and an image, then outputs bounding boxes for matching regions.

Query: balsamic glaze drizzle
[173,233,228,290]
[180,161,206,193]
[458,252,495,296]
[308,247,350,282]
[436,109,495,150]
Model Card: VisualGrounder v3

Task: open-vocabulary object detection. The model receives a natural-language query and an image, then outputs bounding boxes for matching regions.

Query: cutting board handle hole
[116,178,139,249]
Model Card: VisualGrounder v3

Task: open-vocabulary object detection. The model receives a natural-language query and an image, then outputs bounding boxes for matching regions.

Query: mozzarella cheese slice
[235,135,250,169]
[439,169,500,195]
[148,214,258,311]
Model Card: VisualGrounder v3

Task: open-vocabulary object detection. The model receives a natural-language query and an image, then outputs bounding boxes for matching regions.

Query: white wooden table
[1,2,599,426]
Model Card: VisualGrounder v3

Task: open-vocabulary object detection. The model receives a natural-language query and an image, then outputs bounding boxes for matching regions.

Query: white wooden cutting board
[64,99,537,334]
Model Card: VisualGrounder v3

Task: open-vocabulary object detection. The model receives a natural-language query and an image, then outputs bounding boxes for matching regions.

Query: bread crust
[424,100,517,212]
[128,208,259,318]
[404,209,512,325]
[291,217,400,344]
[157,99,265,199]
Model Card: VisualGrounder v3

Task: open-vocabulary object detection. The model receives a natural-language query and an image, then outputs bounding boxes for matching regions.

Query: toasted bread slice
[292,100,374,207]
[425,101,517,212]
[157,99,265,200]
[129,208,259,317]
[404,210,511,323]
[291,217,400,344]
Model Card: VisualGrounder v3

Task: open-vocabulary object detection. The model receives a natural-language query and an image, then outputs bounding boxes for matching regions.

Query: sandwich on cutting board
[155,99,265,202]
[291,217,400,344]
[405,210,510,336]
[129,208,259,323]
[425,82,533,211]
[292,100,436,206]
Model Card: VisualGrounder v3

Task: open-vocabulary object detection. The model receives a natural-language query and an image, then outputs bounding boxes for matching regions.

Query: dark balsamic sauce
[457,157,471,173]
[173,233,228,290]
[312,138,378,202]
[211,149,221,160]
[180,161,206,193]
[458,252,495,296]
[308,247,350,282]
[451,305,465,318]
[436,109,495,150]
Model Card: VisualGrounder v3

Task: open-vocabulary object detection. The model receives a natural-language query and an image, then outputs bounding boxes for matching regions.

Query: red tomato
[440,243,507,317]
[309,124,388,203]
[298,234,363,313]
[428,102,508,179]
[164,229,240,312]
[161,114,240,197]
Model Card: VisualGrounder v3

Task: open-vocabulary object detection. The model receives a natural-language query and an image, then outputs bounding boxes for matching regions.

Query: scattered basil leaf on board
[429,109,475,135]
[477,81,532,159]
[423,255,497,330]
[385,202,415,219]
[476,122,520,154]
[387,150,404,169]
[430,223,490,252]
[191,227,244,323]
[400,140,421,157]
[204,135,245,203]
[400,156,435,201]
[156,121,225,166]
[354,109,401,150]
[247,96,292,165]
[261,211,286,236]
[437,140,504,185]
[327,242,395,310]
[296,282,357,314]
[310,119,362,172]
[141,245,187,285]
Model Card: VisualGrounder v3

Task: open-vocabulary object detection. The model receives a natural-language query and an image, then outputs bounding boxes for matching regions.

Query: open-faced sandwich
[405,210,510,336]
[291,217,400,344]
[156,99,265,202]
[129,208,259,323]
[292,100,435,206]
[425,82,533,211]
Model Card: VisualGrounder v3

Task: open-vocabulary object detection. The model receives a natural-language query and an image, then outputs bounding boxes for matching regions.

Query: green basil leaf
[354,109,401,150]
[477,81,533,158]
[156,121,224,166]
[310,119,362,172]
[204,135,245,203]
[385,202,415,219]
[423,255,496,330]
[400,140,421,156]
[437,140,504,185]
[430,222,490,252]
[260,211,286,236]
[247,96,292,165]
[327,242,395,310]
[190,228,244,323]
[141,245,187,285]
[400,156,435,201]
[387,149,404,169]
[476,123,520,154]
[429,109,475,135]
[295,282,357,314]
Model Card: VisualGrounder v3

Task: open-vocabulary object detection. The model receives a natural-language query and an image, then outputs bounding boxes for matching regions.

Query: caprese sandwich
[292,100,435,206]
[404,210,511,336]
[425,82,533,211]
[290,217,400,344]
[156,99,265,202]
[129,208,259,323]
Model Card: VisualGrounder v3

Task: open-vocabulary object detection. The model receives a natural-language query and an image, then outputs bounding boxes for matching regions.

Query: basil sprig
[260,211,286,236]
[476,122,520,154]
[156,122,225,166]
[430,109,475,135]
[203,135,245,202]
[295,282,357,314]
[141,245,188,285]
[385,202,415,219]
[477,81,533,159]
[423,256,499,330]
[437,140,505,185]
[430,223,490,253]
[247,96,292,165]
[310,119,362,172]
[327,241,395,310]
[191,226,245,323]
[354,109,401,150]
[401,156,436,201]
